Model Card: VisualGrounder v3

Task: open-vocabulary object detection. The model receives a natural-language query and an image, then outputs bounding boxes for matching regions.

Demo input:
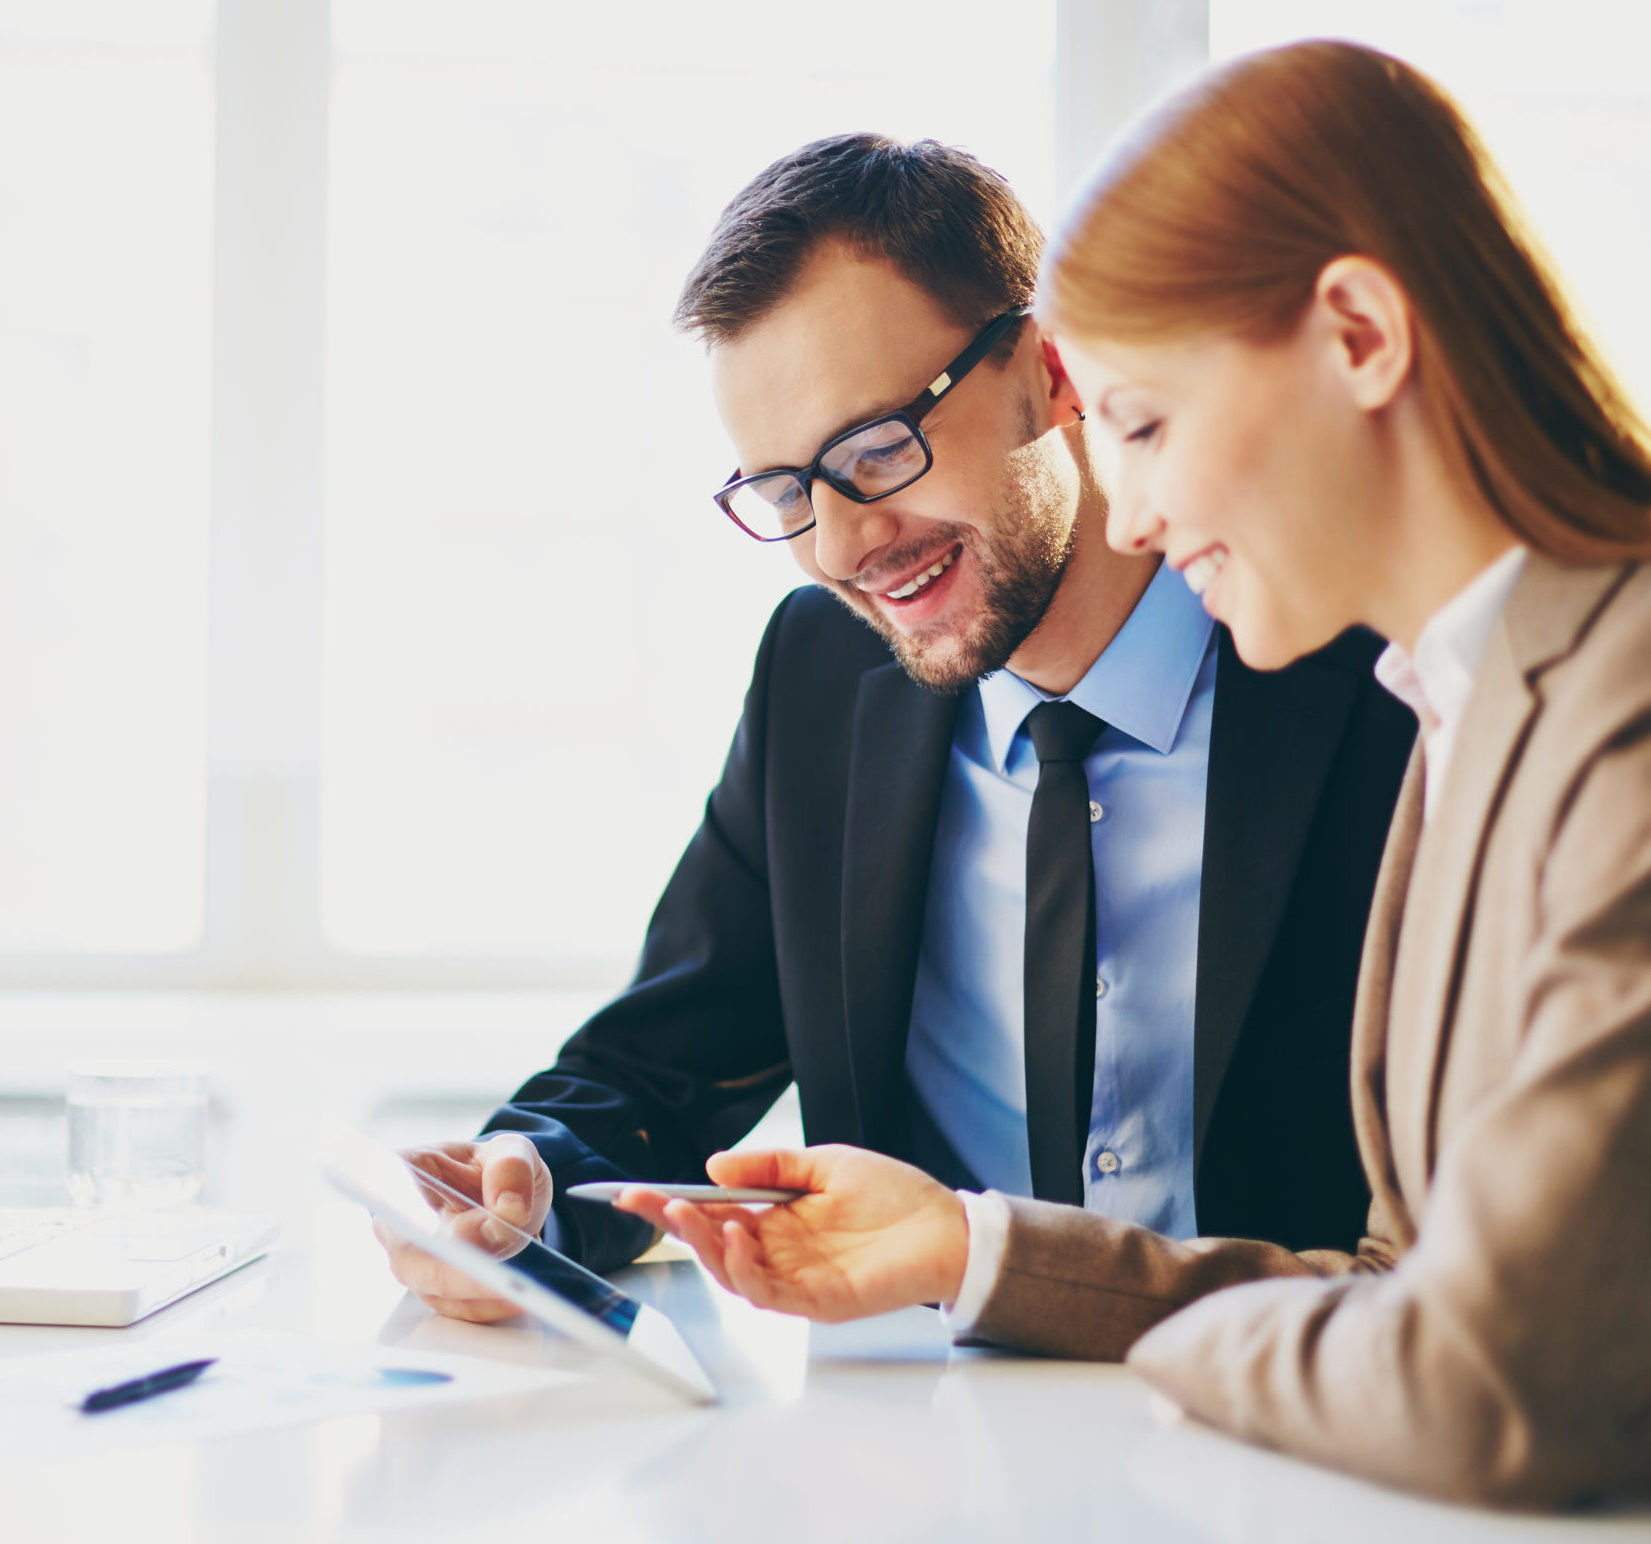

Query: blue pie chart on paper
[308,1368,455,1389]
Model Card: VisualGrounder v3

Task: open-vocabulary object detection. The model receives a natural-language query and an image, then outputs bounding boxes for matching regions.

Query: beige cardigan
[969,554,1651,1507]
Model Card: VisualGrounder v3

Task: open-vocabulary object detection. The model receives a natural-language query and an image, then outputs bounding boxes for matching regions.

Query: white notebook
[0,1207,278,1327]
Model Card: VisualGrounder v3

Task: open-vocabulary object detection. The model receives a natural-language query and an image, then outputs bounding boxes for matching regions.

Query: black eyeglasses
[712,306,1032,542]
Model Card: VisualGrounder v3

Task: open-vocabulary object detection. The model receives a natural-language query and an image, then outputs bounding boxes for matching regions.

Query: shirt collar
[1374,545,1528,735]
[977,559,1215,775]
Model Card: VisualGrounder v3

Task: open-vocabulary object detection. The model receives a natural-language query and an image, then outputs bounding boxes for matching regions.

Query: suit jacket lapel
[1385,557,1630,1201]
[1384,623,1535,1201]
[1193,632,1363,1163]
[840,663,960,1151]
[1347,750,1424,1245]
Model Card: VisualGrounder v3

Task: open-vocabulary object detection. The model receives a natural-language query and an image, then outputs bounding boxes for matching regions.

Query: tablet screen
[501,1240,639,1337]
[324,1128,716,1404]
[394,1152,642,1336]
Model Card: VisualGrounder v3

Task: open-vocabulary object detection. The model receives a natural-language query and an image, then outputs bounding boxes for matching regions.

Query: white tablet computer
[323,1129,717,1406]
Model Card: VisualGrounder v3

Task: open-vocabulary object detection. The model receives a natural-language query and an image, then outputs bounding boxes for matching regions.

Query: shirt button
[1089,800,1104,823]
[1095,1150,1121,1176]
[1096,973,1108,999]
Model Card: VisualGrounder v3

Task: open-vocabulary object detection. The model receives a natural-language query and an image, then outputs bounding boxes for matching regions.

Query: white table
[2,993,1648,1542]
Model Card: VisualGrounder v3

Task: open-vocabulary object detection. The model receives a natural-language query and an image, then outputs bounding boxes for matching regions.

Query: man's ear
[1038,332,1088,427]
[1313,255,1414,412]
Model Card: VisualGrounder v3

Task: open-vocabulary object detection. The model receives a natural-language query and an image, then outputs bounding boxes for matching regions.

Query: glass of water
[66,1062,209,1209]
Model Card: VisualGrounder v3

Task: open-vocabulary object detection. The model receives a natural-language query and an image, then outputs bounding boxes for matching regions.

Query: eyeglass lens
[723,416,929,540]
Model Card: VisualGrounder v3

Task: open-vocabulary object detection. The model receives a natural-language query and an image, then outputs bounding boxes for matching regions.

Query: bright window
[1211,1,1651,412]
[0,2,212,953]
[16,3,1646,984]
[321,0,1060,961]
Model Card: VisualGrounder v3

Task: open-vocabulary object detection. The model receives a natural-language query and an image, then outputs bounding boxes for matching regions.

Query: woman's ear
[1313,255,1414,413]
[1038,332,1089,427]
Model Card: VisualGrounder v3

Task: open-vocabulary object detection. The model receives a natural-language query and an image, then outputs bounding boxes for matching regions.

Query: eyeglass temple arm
[903,305,1033,419]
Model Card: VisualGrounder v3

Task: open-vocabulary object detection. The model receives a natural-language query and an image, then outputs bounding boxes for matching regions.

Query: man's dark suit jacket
[485,584,1416,1275]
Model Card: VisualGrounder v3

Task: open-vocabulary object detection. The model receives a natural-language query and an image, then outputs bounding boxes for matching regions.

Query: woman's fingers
[692,1201,762,1234]
[705,1147,824,1193]
[662,1200,738,1293]
[722,1220,785,1312]
[610,1188,673,1233]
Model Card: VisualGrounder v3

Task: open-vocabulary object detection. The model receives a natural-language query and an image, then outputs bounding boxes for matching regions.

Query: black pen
[80,1357,217,1414]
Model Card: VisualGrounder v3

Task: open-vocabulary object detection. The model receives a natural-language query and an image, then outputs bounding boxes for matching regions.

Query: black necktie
[1023,700,1106,1205]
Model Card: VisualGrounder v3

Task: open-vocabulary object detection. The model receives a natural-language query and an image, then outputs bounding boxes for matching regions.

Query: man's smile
[854,542,967,628]
[875,544,961,602]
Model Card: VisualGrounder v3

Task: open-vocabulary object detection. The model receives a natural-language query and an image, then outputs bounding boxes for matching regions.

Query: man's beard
[831,439,1077,695]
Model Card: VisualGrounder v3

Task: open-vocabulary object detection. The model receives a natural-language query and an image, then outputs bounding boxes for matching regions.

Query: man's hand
[373,1133,554,1324]
[613,1145,968,1323]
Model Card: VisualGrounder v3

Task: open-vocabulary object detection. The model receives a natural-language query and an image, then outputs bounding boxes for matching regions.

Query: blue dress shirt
[903,560,1215,1238]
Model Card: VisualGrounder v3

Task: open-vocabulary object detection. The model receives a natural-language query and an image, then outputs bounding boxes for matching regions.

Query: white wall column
[203,0,331,984]
[1056,0,1209,205]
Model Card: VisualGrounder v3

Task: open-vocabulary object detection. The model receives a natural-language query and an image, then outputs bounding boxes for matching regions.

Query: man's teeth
[1183,548,1228,597]
[885,549,957,600]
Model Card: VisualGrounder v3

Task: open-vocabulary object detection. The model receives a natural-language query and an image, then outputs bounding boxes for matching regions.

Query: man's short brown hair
[674,132,1043,346]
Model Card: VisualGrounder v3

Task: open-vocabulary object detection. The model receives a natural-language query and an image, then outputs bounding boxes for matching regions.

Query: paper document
[0,1328,581,1455]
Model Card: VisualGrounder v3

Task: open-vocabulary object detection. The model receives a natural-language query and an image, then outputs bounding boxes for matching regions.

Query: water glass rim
[66,1059,208,1094]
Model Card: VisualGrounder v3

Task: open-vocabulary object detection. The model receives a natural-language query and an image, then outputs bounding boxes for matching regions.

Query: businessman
[378,134,1414,1319]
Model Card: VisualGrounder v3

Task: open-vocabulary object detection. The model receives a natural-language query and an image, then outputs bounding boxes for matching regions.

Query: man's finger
[417,1292,524,1324]
[374,1219,443,1282]
[401,1145,485,1210]
[449,1204,529,1258]
[478,1134,543,1224]
[398,1252,517,1317]
[383,1240,456,1296]
[382,1236,496,1301]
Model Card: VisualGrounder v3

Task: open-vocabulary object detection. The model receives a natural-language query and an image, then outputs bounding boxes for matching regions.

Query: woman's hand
[613,1145,969,1323]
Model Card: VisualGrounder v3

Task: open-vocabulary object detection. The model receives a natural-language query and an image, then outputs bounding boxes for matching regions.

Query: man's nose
[808,482,899,583]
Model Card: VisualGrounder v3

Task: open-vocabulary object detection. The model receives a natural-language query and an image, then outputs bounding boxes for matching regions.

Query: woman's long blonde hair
[1044,40,1651,561]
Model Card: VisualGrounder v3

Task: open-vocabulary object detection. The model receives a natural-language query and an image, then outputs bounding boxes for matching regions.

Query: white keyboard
[0,1208,100,1263]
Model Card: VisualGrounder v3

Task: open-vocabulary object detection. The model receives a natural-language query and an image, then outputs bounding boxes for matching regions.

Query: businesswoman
[618,42,1651,1506]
